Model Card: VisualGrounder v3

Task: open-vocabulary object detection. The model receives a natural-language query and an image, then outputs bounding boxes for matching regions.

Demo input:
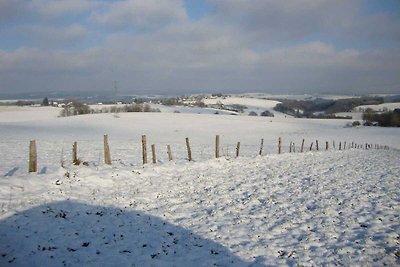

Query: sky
[0,0,400,97]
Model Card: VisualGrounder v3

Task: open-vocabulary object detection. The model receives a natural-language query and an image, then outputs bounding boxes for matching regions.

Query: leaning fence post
[29,140,37,173]
[259,138,264,155]
[104,134,111,165]
[301,139,305,153]
[236,142,240,157]
[309,142,313,151]
[167,145,173,161]
[186,137,192,161]
[72,141,79,165]
[278,137,282,154]
[151,144,156,164]
[142,135,147,165]
[215,135,220,158]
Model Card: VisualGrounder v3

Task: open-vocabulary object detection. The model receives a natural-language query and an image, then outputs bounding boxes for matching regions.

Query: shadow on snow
[0,200,262,266]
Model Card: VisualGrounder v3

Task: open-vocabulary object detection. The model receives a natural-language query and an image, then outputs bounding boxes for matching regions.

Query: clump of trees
[225,104,247,113]
[60,100,91,117]
[363,109,400,127]
[274,103,297,116]
[273,96,384,118]
[42,97,49,106]
[16,100,35,106]
[248,111,258,116]
[260,110,274,117]
[60,101,161,117]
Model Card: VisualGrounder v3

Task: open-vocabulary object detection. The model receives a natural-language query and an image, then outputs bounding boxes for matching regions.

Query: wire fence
[0,135,392,177]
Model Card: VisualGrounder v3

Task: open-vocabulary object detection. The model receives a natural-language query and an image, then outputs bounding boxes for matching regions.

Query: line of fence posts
[26,135,394,172]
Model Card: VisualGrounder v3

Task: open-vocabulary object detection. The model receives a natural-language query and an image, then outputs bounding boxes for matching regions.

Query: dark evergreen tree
[42,97,49,106]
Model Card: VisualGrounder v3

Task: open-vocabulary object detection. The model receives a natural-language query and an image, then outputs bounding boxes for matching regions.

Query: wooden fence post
[278,137,282,154]
[186,137,192,161]
[259,138,264,155]
[151,144,156,164]
[104,135,111,165]
[72,141,79,165]
[142,135,147,165]
[236,142,240,157]
[289,141,292,153]
[344,141,347,150]
[326,141,329,150]
[29,140,37,173]
[339,142,342,150]
[215,135,220,158]
[316,140,319,151]
[167,145,173,161]
[301,139,305,153]
[293,142,296,153]
[309,142,313,151]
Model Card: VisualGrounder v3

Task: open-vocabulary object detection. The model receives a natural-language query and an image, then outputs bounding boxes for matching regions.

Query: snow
[0,106,61,123]
[354,103,400,112]
[0,107,400,266]
[203,96,287,117]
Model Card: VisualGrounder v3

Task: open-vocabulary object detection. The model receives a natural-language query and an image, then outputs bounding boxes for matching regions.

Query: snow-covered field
[354,103,400,112]
[203,96,286,117]
[0,107,399,266]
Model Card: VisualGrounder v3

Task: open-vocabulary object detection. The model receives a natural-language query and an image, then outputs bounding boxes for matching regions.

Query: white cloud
[15,24,88,48]
[207,0,400,48]
[29,0,100,18]
[0,0,27,22]
[90,0,187,29]
[0,0,399,95]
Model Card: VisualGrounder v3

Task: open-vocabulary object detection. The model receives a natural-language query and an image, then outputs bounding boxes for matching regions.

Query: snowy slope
[203,96,287,117]
[1,150,399,266]
[1,110,399,176]
[354,103,400,112]
[0,107,399,266]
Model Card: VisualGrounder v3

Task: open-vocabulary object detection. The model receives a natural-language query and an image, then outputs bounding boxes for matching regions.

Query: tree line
[59,100,160,117]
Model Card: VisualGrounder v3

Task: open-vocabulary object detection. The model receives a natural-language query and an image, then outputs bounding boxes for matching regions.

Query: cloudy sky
[1,0,400,96]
